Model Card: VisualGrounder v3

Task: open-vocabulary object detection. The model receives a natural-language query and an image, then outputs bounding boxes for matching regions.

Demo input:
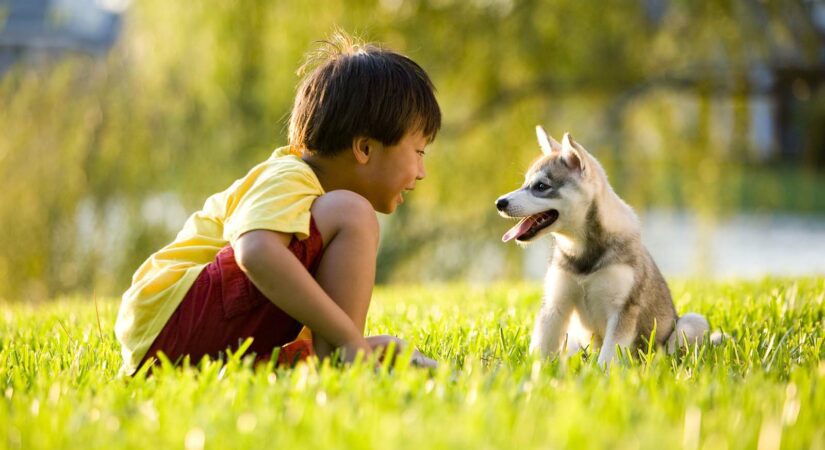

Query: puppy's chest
[568,265,636,333]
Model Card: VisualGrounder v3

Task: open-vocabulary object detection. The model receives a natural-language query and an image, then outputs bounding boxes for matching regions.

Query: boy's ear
[352,137,372,164]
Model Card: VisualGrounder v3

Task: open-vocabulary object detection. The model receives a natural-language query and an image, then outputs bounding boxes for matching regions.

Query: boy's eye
[416,151,426,157]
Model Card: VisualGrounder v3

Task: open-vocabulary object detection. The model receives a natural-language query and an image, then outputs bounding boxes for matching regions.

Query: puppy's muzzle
[495,197,509,211]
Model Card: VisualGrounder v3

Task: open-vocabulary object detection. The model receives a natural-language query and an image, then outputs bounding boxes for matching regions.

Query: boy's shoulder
[270,145,303,160]
[258,146,315,178]
[249,146,322,191]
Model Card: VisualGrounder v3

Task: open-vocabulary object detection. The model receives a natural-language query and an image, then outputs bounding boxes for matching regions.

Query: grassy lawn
[1,279,823,449]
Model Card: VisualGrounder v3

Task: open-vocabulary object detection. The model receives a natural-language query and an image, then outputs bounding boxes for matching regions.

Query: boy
[115,33,440,376]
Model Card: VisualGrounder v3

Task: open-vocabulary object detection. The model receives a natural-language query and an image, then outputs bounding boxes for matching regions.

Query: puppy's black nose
[496,198,508,211]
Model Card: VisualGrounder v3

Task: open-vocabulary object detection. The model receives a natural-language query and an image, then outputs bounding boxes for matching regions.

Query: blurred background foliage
[1,0,824,300]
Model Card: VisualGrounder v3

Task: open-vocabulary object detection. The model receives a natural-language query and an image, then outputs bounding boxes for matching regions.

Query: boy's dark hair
[288,32,441,155]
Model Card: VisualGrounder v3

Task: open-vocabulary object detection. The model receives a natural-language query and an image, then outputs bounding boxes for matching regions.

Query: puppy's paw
[597,351,614,370]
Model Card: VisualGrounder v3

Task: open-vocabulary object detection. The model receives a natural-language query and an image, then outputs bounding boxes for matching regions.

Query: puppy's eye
[534,182,551,191]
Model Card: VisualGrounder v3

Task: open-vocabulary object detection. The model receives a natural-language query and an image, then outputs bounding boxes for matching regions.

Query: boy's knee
[312,190,379,243]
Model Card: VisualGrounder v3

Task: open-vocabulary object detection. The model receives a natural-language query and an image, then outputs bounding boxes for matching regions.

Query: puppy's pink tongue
[502,217,535,242]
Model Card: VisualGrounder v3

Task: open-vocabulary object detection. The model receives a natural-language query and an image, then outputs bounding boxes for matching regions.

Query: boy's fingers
[362,335,437,368]
[411,351,438,369]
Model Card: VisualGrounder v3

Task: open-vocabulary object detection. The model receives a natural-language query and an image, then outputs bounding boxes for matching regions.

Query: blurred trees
[0,0,823,299]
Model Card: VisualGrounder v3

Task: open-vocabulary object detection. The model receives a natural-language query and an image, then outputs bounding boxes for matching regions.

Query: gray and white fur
[496,126,709,367]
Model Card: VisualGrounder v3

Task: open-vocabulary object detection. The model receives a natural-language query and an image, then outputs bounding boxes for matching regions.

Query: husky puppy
[496,126,709,367]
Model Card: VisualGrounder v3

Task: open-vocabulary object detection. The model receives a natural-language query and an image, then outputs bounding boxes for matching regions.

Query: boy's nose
[495,197,508,211]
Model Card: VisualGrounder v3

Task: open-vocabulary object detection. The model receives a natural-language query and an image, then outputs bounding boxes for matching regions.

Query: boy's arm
[234,229,371,360]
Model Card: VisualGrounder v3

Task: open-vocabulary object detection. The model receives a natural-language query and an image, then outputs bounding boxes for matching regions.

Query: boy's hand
[410,349,439,369]
[366,335,438,369]
[337,337,373,363]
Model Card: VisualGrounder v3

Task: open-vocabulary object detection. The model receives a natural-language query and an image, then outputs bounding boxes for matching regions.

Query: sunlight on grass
[1,279,823,449]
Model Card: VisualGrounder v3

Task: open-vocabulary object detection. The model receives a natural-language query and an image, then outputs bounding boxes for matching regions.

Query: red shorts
[137,219,324,373]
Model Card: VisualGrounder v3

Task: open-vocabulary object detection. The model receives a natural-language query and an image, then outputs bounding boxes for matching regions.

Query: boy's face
[362,130,428,214]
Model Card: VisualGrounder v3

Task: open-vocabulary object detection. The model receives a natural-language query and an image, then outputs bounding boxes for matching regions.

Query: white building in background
[0,0,128,74]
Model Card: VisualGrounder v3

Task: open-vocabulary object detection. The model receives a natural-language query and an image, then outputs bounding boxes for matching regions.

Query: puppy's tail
[666,312,720,354]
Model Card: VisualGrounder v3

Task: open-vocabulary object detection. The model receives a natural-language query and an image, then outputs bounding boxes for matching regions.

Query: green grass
[1,279,824,449]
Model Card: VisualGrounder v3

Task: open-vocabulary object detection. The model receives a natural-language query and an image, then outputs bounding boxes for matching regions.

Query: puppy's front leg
[530,269,577,357]
[529,302,574,357]
[597,309,638,368]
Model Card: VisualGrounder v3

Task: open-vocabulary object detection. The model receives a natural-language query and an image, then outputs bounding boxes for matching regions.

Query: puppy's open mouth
[502,210,559,243]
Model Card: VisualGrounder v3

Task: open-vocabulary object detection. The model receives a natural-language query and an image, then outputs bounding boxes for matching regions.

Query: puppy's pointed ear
[561,132,586,174]
[536,125,561,156]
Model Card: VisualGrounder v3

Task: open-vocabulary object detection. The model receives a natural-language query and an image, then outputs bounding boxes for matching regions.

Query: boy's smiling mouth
[398,187,415,204]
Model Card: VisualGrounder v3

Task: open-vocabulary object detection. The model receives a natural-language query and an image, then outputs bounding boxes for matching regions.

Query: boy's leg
[136,217,326,372]
[136,190,379,372]
[309,190,380,358]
